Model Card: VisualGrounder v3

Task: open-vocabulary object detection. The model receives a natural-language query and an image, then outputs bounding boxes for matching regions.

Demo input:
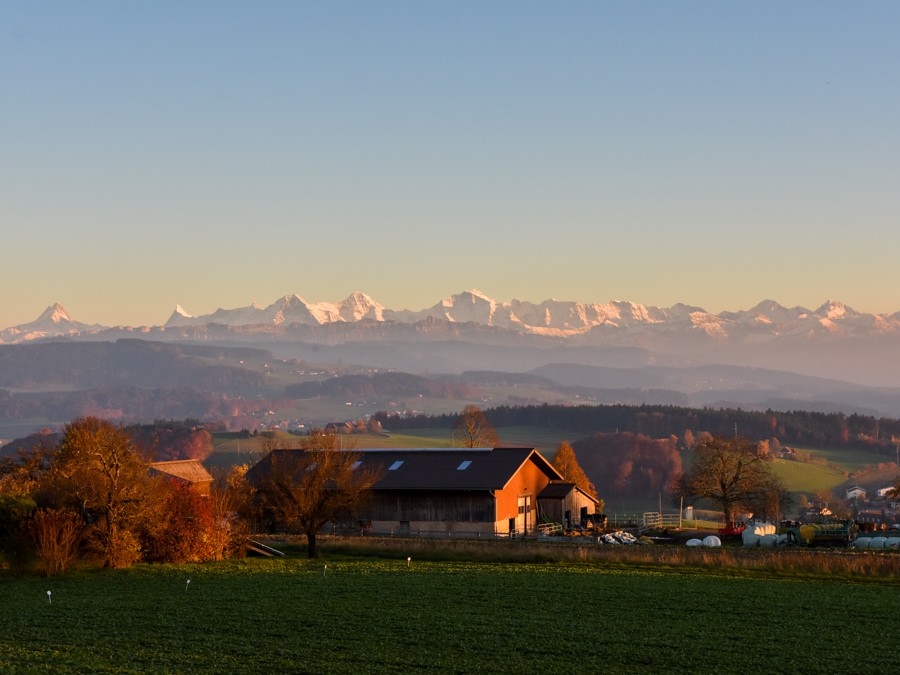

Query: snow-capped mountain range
[3,290,900,344]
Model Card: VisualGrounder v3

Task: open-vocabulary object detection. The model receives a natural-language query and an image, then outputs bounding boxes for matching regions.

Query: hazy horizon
[4,2,900,327]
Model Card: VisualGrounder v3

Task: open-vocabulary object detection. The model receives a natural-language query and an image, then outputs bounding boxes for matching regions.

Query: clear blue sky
[2,1,899,327]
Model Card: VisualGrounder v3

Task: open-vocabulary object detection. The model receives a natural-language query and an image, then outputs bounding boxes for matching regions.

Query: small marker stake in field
[47,590,51,605]
[185,579,191,592]
[407,556,411,568]
[323,564,327,576]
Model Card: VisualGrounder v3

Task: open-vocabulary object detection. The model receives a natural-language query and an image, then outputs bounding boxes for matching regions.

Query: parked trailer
[788,520,857,547]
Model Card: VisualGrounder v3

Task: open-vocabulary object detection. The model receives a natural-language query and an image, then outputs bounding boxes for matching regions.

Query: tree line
[375,403,900,457]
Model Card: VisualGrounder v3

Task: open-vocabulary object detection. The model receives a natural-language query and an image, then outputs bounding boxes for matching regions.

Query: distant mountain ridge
[5,290,900,343]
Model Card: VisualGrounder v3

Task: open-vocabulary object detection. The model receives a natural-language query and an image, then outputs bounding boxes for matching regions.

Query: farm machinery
[786,519,858,547]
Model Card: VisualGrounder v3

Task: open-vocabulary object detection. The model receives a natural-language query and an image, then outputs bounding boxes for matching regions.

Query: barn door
[517,496,532,534]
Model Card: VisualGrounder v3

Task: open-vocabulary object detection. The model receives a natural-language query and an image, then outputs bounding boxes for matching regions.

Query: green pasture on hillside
[1,557,896,673]
[797,445,896,472]
[770,458,847,494]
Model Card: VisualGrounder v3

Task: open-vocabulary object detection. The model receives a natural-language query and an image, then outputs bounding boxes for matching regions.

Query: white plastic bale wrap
[686,538,704,547]
[742,531,761,547]
[854,537,871,549]
[869,537,887,550]
[749,523,776,536]
[702,535,722,548]
[886,537,900,549]
[759,534,778,548]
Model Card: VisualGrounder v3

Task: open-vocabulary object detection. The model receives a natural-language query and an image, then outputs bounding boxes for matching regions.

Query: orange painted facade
[494,456,555,534]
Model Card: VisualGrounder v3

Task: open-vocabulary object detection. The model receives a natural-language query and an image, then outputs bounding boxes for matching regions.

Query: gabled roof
[149,459,214,484]
[249,447,562,491]
[538,481,600,503]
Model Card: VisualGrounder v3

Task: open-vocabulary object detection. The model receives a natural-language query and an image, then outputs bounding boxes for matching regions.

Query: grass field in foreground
[1,556,897,673]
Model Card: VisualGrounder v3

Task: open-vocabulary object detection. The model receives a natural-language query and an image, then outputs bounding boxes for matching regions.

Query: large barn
[249,447,597,536]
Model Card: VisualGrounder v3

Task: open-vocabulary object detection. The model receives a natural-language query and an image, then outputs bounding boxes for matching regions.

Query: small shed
[149,459,214,496]
[538,481,600,528]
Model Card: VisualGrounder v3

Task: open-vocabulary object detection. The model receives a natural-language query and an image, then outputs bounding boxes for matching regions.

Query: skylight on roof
[388,460,404,471]
[457,460,473,471]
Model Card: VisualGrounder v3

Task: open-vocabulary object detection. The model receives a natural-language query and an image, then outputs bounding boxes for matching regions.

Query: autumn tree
[0,449,47,567]
[451,405,499,448]
[672,436,786,523]
[211,463,259,540]
[141,481,230,563]
[552,441,599,502]
[251,431,381,558]
[40,417,153,568]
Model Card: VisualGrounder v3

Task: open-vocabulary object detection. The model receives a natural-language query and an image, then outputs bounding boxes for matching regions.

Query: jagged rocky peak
[815,299,853,319]
[37,303,73,324]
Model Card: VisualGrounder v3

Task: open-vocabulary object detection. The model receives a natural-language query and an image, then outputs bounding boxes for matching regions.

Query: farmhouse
[250,447,594,536]
[845,485,867,500]
[149,459,214,496]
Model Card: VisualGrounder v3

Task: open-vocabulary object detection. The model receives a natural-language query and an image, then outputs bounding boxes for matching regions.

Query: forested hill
[374,404,900,457]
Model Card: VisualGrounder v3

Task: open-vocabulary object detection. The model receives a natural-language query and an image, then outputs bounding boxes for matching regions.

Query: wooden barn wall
[366,491,494,522]
[539,491,596,526]
[539,499,564,524]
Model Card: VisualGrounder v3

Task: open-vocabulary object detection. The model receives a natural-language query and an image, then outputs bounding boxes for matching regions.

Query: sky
[2,1,900,328]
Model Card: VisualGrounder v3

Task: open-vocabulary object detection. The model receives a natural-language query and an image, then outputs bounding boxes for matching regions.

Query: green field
[796,445,896,472]
[770,457,847,494]
[1,554,896,673]
[208,426,573,464]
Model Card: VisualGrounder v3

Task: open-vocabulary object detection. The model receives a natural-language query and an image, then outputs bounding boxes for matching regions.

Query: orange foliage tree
[141,481,230,563]
[552,441,599,502]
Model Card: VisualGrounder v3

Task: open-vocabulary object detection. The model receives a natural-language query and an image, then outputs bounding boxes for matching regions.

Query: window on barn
[388,460,404,471]
[456,460,472,471]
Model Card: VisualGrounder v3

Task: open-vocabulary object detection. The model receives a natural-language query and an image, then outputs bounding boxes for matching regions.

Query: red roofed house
[149,459,215,496]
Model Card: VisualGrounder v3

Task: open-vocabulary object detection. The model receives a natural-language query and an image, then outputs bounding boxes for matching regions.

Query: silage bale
[868,537,887,550]
[750,523,776,536]
[759,534,778,548]
[702,535,722,548]
[742,531,761,547]
[686,538,704,547]
[776,533,789,546]
[854,537,871,550]
[885,537,899,549]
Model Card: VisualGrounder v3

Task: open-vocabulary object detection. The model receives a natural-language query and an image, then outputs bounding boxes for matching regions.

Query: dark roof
[538,481,600,503]
[249,447,561,491]
[538,482,578,499]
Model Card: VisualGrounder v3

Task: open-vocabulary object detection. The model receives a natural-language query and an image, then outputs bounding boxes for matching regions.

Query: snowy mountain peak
[338,291,384,321]
[816,299,851,319]
[36,303,72,324]
[4,292,900,345]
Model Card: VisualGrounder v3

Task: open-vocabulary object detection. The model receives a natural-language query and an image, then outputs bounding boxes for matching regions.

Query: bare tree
[451,405,499,448]
[30,508,83,576]
[254,431,381,558]
[672,436,786,523]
